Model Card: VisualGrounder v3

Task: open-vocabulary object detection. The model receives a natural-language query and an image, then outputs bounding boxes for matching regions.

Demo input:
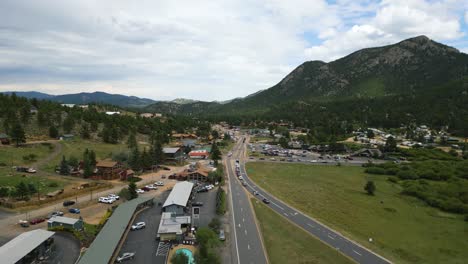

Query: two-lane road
[237,136,392,264]
[226,139,268,264]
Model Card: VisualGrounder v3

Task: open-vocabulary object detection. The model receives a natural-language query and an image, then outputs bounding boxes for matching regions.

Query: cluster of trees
[215,187,226,215]
[126,131,165,171]
[194,227,221,264]
[210,142,221,166]
[364,154,468,214]
[207,164,224,185]
[0,181,39,200]
[59,148,96,177]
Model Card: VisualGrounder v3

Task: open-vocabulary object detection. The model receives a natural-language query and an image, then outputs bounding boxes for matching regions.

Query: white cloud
[0,0,466,101]
[465,11,468,24]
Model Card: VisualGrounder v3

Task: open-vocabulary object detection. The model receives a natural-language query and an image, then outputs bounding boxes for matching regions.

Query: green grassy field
[41,139,127,172]
[0,144,54,166]
[0,169,66,193]
[246,163,468,264]
[252,198,353,264]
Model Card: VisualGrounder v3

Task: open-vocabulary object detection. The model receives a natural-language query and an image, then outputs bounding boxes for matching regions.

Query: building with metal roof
[47,216,84,230]
[0,229,55,264]
[162,181,194,216]
[77,196,153,264]
[157,212,191,241]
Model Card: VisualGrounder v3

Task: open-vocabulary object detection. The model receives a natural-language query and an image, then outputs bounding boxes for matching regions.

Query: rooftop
[48,216,81,225]
[157,212,191,235]
[96,160,118,168]
[163,147,181,154]
[163,181,194,208]
[0,229,55,264]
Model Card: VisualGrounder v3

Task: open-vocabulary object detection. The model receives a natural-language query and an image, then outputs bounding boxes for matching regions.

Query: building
[60,134,74,140]
[96,160,123,180]
[48,216,84,230]
[0,229,55,264]
[0,133,10,145]
[188,150,209,159]
[105,111,120,115]
[78,197,153,264]
[157,212,191,241]
[139,113,154,118]
[162,181,194,216]
[120,169,135,181]
[352,148,382,158]
[172,133,197,139]
[163,147,184,162]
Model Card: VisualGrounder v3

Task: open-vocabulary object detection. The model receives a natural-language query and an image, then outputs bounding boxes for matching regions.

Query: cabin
[95,160,123,180]
[163,147,185,162]
[0,133,10,145]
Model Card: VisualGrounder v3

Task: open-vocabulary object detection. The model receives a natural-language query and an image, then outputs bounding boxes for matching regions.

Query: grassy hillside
[246,163,468,264]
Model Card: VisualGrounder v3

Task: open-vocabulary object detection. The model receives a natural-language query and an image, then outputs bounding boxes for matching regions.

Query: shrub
[128,176,142,182]
[365,167,387,175]
[48,182,59,188]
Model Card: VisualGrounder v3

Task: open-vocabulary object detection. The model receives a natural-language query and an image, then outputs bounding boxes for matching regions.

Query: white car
[116,252,135,262]
[238,176,243,180]
[154,181,164,186]
[146,184,157,190]
[99,197,112,204]
[310,160,317,163]
[131,222,146,230]
[136,189,144,194]
[108,194,119,200]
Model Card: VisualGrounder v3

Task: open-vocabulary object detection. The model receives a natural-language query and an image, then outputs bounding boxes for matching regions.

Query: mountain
[51,92,156,108]
[171,98,199,104]
[1,91,157,108]
[1,91,54,100]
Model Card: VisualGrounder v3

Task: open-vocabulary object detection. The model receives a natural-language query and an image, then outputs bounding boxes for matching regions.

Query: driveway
[47,232,81,264]
[191,187,217,228]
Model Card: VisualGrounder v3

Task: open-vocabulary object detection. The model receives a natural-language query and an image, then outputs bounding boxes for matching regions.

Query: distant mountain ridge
[0,91,157,108]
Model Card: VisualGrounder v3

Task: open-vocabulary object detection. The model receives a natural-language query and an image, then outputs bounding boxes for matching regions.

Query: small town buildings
[48,216,83,230]
[95,160,123,180]
[157,212,191,241]
[175,165,212,182]
[188,150,209,159]
[352,148,382,158]
[30,106,38,114]
[0,133,10,145]
[120,169,135,181]
[139,113,154,118]
[162,181,194,216]
[163,147,185,162]
[60,134,74,140]
[172,133,197,140]
[105,111,120,115]
[0,229,55,264]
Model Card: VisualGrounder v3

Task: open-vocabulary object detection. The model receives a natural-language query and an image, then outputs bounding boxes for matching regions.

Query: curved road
[237,136,392,264]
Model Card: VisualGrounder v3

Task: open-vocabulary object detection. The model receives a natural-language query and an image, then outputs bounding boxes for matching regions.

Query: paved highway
[237,136,392,264]
[226,138,268,264]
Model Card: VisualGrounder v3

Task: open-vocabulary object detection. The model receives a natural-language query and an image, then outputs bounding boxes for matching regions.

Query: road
[226,138,268,264]
[238,136,392,264]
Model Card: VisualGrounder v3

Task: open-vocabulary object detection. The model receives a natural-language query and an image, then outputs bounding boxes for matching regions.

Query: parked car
[197,188,208,193]
[145,184,157,190]
[136,189,144,194]
[29,218,45,225]
[19,220,29,228]
[99,197,112,204]
[142,187,151,192]
[63,200,75,207]
[108,194,120,200]
[192,202,204,207]
[69,208,80,214]
[219,229,225,241]
[262,198,270,204]
[47,211,64,219]
[131,222,146,230]
[27,168,37,173]
[154,181,164,186]
[116,252,135,262]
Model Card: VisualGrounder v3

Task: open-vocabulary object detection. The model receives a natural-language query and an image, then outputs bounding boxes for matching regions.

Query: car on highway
[68,208,80,214]
[192,201,204,207]
[131,222,146,230]
[253,190,259,195]
[242,181,247,186]
[29,218,45,225]
[136,189,144,194]
[238,176,243,180]
[47,211,64,219]
[116,252,135,262]
[63,200,75,207]
[262,198,270,204]
[236,159,239,163]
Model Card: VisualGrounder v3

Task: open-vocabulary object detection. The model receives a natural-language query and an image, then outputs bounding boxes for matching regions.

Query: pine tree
[210,142,221,165]
[49,126,59,138]
[140,148,152,170]
[10,122,26,147]
[128,182,138,200]
[15,182,29,200]
[128,146,141,171]
[59,155,69,175]
[127,130,137,149]
[80,123,91,139]
[364,180,376,195]
[150,140,164,165]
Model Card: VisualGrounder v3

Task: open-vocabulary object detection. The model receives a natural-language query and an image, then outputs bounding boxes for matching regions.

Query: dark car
[197,188,208,193]
[47,211,64,219]
[69,208,80,214]
[192,202,204,207]
[30,218,45,225]
[142,187,150,192]
[63,200,75,207]
[262,198,270,204]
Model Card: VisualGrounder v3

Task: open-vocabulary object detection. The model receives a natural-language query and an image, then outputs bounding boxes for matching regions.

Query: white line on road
[328,235,335,240]
[242,218,245,222]
[240,208,243,212]
[238,224,241,228]
[353,250,362,256]
[245,230,247,235]
[248,244,250,250]
[307,223,314,228]
[283,213,288,217]
[271,201,284,210]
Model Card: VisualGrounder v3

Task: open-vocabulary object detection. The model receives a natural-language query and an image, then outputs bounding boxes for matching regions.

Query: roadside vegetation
[251,198,353,264]
[246,162,468,264]
[194,227,221,264]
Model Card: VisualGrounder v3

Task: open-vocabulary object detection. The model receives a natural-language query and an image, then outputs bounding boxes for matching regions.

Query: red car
[30,218,45,225]
[142,187,150,192]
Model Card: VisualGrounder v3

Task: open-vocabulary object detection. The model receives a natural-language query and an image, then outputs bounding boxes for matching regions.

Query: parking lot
[191,186,218,228]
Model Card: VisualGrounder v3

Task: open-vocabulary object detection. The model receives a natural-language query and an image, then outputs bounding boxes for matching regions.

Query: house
[95,160,123,180]
[352,148,382,158]
[30,106,38,114]
[0,229,55,264]
[139,113,154,118]
[157,212,191,242]
[188,150,209,159]
[162,181,194,216]
[0,133,10,145]
[60,134,74,140]
[163,147,184,162]
[120,169,135,181]
[48,216,83,231]
[176,165,212,182]
[172,133,197,140]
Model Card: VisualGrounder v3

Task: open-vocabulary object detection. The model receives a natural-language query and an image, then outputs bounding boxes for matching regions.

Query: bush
[365,167,386,175]
[118,187,131,200]
[387,176,399,183]
[48,182,59,188]
[216,188,226,215]
[128,176,142,182]
[208,217,221,231]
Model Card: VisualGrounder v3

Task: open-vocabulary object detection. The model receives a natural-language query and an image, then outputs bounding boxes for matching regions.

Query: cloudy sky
[0,0,467,101]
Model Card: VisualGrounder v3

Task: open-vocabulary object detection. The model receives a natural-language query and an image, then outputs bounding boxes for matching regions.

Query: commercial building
[157,212,191,241]
[163,147,185,162]
[0,229,55,264]
[188,150,209,159]
[47,216,84,230]
[162,181,194,216]
[95,160,123,180]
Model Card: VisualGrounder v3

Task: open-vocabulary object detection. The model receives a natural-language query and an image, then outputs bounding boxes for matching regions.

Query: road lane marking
[307,223,314,228]
[271,201,284,210]
[328,235,335,240]
[245,230,247,235]
[242,218,245,222]
[248,244,250,250]
[238,224,241,228]
[240,208,243,212]
[283,213,288,217]
[353,250,362,256]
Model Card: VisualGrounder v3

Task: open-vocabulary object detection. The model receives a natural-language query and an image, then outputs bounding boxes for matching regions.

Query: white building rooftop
[157,212,191,235]
[48,216,81,225]
[0,229,55,264]
[162,181,194,208]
